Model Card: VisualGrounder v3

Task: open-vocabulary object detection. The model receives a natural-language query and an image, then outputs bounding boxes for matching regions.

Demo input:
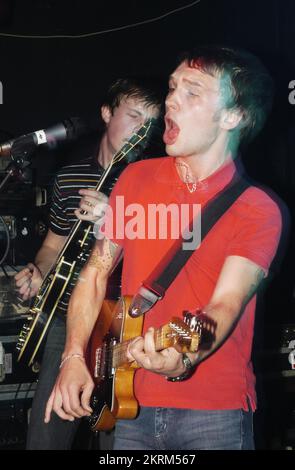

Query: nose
[133,119,144,133]
[165,89,179,111]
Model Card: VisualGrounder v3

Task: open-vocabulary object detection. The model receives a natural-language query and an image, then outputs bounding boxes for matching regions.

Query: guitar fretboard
[111,326,168,368]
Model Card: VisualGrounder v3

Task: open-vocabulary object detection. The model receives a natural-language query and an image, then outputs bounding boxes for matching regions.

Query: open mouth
[163,117,180,145]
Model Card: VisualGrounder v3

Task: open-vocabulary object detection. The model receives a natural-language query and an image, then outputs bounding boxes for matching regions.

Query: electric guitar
[87,296,204,432]
[16,119,156,370]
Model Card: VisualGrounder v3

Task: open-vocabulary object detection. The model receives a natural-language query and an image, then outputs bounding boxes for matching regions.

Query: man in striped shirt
[15,77,163,449]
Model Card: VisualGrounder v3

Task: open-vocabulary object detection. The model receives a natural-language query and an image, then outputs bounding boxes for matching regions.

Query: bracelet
[59,353,85,369]
[166,353,197,382]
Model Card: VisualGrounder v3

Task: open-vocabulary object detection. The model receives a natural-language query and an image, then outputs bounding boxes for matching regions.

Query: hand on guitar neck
[14,263,44,301]
[126,327,197,379]
[74,188,109,223]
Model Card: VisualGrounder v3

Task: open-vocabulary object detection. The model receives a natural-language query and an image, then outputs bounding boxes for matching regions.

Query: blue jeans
[26,316,80,449]
[113,406,254,450]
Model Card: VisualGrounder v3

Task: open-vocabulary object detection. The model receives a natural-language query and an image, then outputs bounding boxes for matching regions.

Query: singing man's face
[164,61,227,158]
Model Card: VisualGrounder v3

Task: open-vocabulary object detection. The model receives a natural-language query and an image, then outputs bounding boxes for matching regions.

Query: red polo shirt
[104,156,282,411]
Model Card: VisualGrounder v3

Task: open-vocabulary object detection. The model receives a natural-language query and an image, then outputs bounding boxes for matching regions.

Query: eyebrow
[127,106,144,116]
[168,75,204,88]
[183,78,204,88]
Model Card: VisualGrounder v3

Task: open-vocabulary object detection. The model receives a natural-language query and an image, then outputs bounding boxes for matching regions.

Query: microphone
[0,116,98,159]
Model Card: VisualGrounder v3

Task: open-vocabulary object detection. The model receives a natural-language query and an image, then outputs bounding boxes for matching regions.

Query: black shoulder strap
[129,176,251,317]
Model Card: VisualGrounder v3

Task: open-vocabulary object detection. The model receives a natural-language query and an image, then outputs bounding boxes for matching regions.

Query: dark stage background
[0,0,294,450]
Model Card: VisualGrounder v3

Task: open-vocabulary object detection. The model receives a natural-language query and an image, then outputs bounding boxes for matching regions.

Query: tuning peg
[183,310,203,332]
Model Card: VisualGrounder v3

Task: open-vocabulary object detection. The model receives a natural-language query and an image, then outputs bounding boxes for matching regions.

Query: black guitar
[16,119,156,370]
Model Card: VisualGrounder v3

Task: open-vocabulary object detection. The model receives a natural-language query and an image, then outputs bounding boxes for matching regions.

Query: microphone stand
[0,152,34,193]
[0,151,34,266]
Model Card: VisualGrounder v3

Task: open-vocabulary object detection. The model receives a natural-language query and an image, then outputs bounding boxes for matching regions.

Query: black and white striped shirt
[49,156,104,236]
[49,155,122,301]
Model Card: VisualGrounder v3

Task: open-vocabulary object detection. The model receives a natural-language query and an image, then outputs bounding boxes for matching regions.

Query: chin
[165,143,180,157]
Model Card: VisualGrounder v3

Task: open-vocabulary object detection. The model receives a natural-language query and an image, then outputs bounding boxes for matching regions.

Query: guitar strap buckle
[128,286,162,318]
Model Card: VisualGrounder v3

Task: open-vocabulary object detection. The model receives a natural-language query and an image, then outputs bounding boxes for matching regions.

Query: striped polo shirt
[49,156,104,236]
[49,155,122,301]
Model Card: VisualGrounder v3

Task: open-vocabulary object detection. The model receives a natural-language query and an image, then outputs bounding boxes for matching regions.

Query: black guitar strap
[129,175,251,318]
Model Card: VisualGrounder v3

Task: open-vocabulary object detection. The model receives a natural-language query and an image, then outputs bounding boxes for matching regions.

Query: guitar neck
[54,162,127,266]
[112,326,166,368]
[54,119,154,266]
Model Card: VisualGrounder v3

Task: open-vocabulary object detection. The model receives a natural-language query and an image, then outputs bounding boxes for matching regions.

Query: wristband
[166,353,197,382]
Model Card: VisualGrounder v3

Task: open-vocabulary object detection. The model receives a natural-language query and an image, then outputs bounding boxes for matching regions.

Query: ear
[221,108,243,131]
[101,105,112,125]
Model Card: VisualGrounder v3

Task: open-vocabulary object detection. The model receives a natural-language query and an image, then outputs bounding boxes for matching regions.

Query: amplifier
[0,272,38,449]
[0,273,38,401]
[0,214,47,265]
[255,324,295,383]
[0,318,38,403]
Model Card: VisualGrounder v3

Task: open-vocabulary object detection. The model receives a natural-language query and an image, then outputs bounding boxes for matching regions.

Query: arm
[15,229,66,300]
[126,255,265,378]
[15,189,108,300]
[44,237,123,423]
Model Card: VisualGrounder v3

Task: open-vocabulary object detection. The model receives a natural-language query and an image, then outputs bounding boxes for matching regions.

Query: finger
[21,290,31,301]
[67,390,90,418]
[14,269,28,281]
[80,384,94,413]
[144,328,157,354]
[79,188,99,197]
[80,190,109,208]
[18,278,32,295]
[56,384,84,419]
[74,208,97,222]
[21,284,36,300]
[44,390,54,423]
[15,276,29,289]
[45,388,75,422]
[128,336,148,364]
[19,274,32,288]
[79,200,95,212]
[93,203,106,218]
[128,336,144,353]
[29,285,39,298]
[54,407,76,421]
[15,269,31,283]
[27,263,36,272]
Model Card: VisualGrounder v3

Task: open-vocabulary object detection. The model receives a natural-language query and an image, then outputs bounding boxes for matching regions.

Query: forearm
[34,230,66,277]
[34,246,60,277]
[63,237,122,357]
[63,267,107,357]
[190,257,265,366]
[191,299,242,366]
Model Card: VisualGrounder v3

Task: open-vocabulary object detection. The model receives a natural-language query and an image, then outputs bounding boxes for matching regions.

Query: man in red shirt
[45,46,283,450]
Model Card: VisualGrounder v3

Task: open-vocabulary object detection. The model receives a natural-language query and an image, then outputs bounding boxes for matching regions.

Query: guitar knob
[32,362,40,373]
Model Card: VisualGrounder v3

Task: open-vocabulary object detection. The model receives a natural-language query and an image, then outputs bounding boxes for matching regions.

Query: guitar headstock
[113,118,157,165]
[158,317,201,353]
[156,310,216,354]
[183,309,217,349]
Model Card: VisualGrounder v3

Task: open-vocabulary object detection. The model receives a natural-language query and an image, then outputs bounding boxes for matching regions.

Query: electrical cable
[0,1,201,39]
[0,216,10,266]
